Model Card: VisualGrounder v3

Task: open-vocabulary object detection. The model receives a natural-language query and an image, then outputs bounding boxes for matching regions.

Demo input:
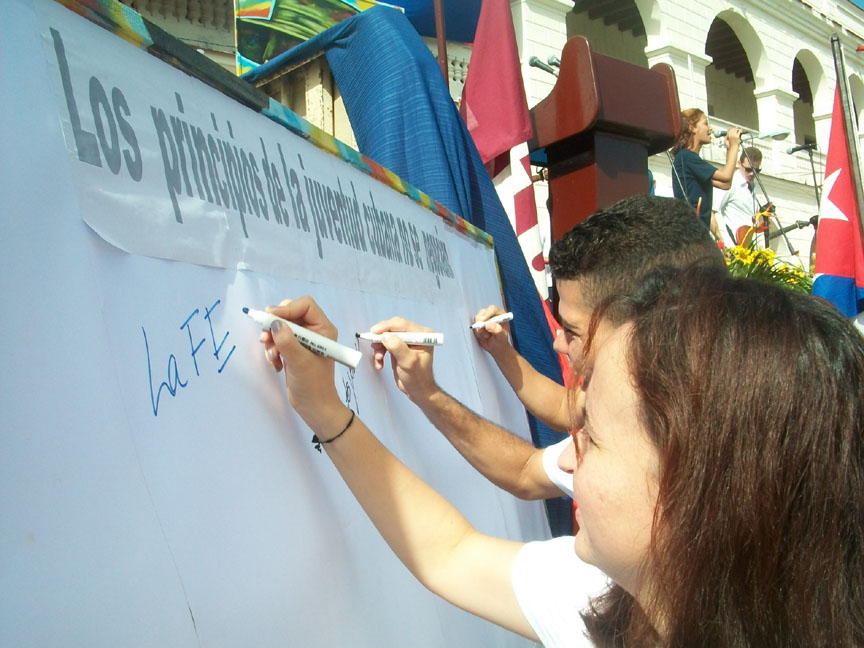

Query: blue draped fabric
[243,7,571,536]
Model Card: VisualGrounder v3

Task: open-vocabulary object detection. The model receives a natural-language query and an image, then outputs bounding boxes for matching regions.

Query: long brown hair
[583,268,864,647]
[670,108,704,155]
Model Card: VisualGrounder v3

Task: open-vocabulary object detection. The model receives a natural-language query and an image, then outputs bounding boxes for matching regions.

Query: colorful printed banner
[235,0,397,74]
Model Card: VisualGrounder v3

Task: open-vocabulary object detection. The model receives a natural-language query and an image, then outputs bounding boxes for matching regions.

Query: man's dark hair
[548,195,725,320]
[740,146,762,165]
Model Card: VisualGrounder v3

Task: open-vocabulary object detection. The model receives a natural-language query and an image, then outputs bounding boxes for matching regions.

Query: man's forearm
[488,345,572,432]
[411,389,566,500]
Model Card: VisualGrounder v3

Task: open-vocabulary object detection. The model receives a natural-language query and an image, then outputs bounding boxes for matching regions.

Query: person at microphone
[670,109,742,236]
[719,147,763,248]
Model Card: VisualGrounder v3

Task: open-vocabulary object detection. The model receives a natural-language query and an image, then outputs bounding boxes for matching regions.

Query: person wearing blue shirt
[671,108,741,237]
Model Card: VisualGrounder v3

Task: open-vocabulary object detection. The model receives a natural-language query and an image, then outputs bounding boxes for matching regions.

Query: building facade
[510,0,864,266]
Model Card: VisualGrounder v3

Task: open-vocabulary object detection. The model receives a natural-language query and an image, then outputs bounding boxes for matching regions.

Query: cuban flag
[812,85,864,320]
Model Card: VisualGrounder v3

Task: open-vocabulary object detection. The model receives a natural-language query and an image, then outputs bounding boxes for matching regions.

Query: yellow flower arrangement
[725,239,813,293]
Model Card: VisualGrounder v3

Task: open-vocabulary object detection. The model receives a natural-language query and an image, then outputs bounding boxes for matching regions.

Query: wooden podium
[530,37,680,241]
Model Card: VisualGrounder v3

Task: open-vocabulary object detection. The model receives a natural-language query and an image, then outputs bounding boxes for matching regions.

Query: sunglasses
[743,166,761,174]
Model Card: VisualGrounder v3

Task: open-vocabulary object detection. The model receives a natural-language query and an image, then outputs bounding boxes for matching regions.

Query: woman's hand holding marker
[258,297,349,433]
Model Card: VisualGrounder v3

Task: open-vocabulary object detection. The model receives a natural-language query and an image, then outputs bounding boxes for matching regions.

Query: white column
[646,45,711,110]
[753,87,797,136]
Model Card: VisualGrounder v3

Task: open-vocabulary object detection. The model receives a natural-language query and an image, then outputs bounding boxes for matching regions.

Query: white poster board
[0,1,550,647]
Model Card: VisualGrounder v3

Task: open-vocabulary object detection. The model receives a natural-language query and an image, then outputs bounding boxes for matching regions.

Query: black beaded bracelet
[311,410,355,453]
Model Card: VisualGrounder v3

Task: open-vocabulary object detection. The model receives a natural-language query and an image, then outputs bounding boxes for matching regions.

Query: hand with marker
[471,305,514,358]
[260,297,347,431]
[368,316,438,404]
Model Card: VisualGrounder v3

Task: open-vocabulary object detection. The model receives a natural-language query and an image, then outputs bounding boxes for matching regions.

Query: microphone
[547,55,561,68]
[714,128,790,141]
[712,129,749,137]
[529,56,558,77]
[786,143,817,154]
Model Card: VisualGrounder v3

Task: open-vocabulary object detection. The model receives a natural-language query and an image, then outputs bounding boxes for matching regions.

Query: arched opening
[567,0,648,68]
[705,17,758,128]
[792,57,817,145]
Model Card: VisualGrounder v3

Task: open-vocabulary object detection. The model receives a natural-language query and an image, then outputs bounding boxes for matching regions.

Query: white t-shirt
[511,536,610,647]
[720,170,758,247]
[854,311,864,336]
[542,437,574,498]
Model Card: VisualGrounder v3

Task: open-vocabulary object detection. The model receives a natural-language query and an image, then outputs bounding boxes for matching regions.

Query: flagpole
[433,0,449,82]
[830,34,864,245]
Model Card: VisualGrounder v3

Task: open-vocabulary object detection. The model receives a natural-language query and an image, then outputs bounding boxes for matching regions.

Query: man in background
[719,147,763,248]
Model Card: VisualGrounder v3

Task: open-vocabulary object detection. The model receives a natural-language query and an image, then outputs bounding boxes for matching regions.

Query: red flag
[812,85,864,318]
[459,0,548,300]
[459,0,532,163]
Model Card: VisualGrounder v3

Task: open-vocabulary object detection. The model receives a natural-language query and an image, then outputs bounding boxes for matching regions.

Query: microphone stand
[804,146,822,210]
[740,143,799,257]
[802,146,821,270]
[767,215,819,240]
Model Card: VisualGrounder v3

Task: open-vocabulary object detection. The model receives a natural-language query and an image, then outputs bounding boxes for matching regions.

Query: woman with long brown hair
[572,267,864,645]
[671,108,742,235]
[258,267,864,647]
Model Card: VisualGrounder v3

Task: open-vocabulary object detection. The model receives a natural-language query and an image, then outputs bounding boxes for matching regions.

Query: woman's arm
[319,409,535,636]
[711,127,742,185]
